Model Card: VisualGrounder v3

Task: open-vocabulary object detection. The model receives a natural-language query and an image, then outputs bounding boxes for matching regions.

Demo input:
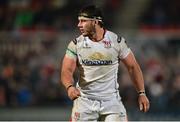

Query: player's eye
[80,20,86,22]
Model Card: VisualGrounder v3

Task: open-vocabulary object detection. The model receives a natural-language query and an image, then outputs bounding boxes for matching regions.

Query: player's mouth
[79,29,84,33]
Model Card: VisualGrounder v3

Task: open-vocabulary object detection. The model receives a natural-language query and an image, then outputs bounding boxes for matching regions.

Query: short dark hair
[78,5,104,27]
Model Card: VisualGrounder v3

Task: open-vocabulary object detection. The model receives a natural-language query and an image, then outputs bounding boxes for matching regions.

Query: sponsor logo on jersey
[82,59,112,65]
[81,52,112,65]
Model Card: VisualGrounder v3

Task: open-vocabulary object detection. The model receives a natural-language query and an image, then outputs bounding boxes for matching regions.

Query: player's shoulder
[71,35,84,45]
[106,30,117,38]
[76,35,84,41]
[105,30,124,43]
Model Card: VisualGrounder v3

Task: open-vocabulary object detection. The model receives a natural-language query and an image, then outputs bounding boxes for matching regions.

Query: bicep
[121,52,138,69]
[62,54,77,73]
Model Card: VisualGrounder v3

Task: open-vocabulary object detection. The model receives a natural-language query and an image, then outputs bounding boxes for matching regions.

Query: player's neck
[90,27,105,42]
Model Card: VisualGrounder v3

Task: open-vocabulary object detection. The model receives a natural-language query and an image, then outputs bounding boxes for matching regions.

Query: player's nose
[77,21,82,28]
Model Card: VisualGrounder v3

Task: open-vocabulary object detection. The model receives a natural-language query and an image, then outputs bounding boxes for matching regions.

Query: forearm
[128,64,145,92]
[61,67,80,100]
[61,69,74,89]
[60,57,80,100]
[60,55,77,90]
[121,49,149,112]
[130,65,150,112]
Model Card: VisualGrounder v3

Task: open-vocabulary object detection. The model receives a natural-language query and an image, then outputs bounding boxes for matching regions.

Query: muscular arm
[121,52,145,92]
[121,52,150,112]
[61,55,77,88]
[61,55,80,100]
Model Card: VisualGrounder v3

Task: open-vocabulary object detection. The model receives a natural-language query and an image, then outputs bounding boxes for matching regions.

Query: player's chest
[77,40,118,63]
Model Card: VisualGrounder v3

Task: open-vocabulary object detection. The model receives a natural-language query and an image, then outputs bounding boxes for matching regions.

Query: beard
[81,25,96,37]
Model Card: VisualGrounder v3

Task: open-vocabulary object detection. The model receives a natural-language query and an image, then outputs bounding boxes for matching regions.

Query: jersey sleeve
[118,37,131,59]
[66,39,77,59]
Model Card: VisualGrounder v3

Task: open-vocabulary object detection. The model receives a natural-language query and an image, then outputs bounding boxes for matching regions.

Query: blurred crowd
[0,0,122,31]
[0,31,64,107]
[0,0,179,117]
[140,0,180,29]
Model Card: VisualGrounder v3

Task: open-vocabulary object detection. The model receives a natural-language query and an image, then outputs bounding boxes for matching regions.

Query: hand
[67,86,81,100]
[138,95,150,112]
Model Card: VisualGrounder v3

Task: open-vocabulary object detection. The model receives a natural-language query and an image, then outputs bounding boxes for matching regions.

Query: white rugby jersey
[66,30,131,100]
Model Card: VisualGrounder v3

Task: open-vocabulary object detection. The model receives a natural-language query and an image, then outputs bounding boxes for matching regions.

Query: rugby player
[61,5,150,121]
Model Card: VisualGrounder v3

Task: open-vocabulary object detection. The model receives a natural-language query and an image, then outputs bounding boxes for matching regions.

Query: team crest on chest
[102,40,111,48]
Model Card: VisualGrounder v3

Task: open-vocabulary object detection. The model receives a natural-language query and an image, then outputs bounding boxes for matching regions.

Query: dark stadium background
[0,0,179,121]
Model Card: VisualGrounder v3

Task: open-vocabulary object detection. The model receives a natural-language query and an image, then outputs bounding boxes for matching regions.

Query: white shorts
[71,96,127,121]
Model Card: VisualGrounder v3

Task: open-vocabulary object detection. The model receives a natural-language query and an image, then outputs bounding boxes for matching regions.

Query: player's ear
[95,20,98,25]
[93,20,97,26]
